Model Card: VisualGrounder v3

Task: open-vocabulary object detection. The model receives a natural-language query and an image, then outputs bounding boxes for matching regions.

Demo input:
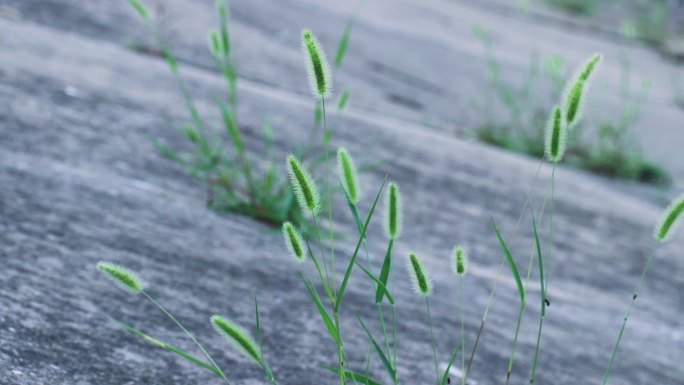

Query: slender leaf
[374,240,394,303]
[440,343,463,385]
[114,319,221,376]
[300,274,340,345]
[321,366,383,385]
[531,211,545,316]
[335,20,355,67]
[492,218,525,303]
[355,260,394,305]
[335,178,387,312]
[357,316,396,383]
[337,89,351,111]
[127,0,149,20]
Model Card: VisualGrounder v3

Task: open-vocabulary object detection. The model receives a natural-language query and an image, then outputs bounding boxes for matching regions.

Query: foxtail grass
[406,252,438,383]
[452,247,468,385]
[601,193,684,385]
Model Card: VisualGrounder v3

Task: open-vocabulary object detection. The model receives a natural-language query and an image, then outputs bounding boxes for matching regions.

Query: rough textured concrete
[0,1,683,385]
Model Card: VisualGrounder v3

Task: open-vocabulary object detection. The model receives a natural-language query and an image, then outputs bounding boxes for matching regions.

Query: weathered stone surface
[0,2,682,385]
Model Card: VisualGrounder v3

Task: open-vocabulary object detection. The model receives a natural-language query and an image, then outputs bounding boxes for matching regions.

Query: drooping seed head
[384,183,402,240]
[337,148,361,205]
[282,222,306,263]
[301,29,332,100]
[406,253,432,296]
[654,194,684,243]
[544,105,567,163]
[451,246,468,276]
[562,53,602,129]
[210,315,262,364]
[97,261,143,294]
[286,154,320,216]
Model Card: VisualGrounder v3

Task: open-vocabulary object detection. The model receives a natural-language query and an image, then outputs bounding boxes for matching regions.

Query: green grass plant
[95,10,681,385]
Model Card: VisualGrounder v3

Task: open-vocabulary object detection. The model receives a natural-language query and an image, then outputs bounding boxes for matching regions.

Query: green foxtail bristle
[452,246,468,276]
[384,182,402,240]
[562,53,602,128]
[337,148,361,205]
[282,222,306,262]
[544,105,567,163]
[407,253,432,296]
[286,154,321,216]
[301,29,332,100]
[654,193,684,242]
[210,315,262,364]
[97,261,143,294]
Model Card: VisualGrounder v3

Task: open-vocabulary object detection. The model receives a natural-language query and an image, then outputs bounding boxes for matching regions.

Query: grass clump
[123,0,358,231]
[472,27,669,185]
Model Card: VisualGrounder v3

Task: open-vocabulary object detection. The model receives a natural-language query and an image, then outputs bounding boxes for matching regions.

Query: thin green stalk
[426,296,439,384]
[466,157,544,378]
[527,165,557,383]
[529,198,552,384]
[601,250,657,385]
[321,98,337,292]
[312,214,332,289]
[508,193,551,384]
[505,301,526,385]
[545,164,557,293]
[459,277,465,385]
[142,292,231,385]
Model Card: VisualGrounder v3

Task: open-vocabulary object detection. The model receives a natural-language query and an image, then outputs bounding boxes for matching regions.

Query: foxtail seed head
[286,155,321,216]
[563,53,602,128]
[210,315,262,364]
[384,183,402,240]
[97,261,143,294]
[452,246,468,276]
[407,253,432,296]
[544,105,567,163]
[282,222,306,263]
[654,194,684,242]
[301,29,332,100]
[337,148,361,205]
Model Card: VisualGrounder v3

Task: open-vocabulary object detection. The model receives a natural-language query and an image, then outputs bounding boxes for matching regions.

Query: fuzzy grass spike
[407,253,432,296]
[282,222,306,262]
[563,53,602,128]
[385,183,402,240]
[654,194,684,242]
[286,154,321,216]
[544,105,567,163]
[337,148,361,204]
[210,315,262,364]
[452,246,468,276]
[97,261,143,294]
[301,29,332,100]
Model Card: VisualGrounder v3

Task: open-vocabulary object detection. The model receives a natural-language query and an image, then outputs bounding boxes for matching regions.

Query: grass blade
[531,211,545,316]
[300,273,341,345]
[440,342,463,385]
[321,366,383,385]
[113,319,221,376]
[357,316,397,383]
[335,177,387,312]
[126,0,149,20]
[374,239,394,303]
[334,20,355,67]
[492,218,525,303]
[355,260,394,305]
